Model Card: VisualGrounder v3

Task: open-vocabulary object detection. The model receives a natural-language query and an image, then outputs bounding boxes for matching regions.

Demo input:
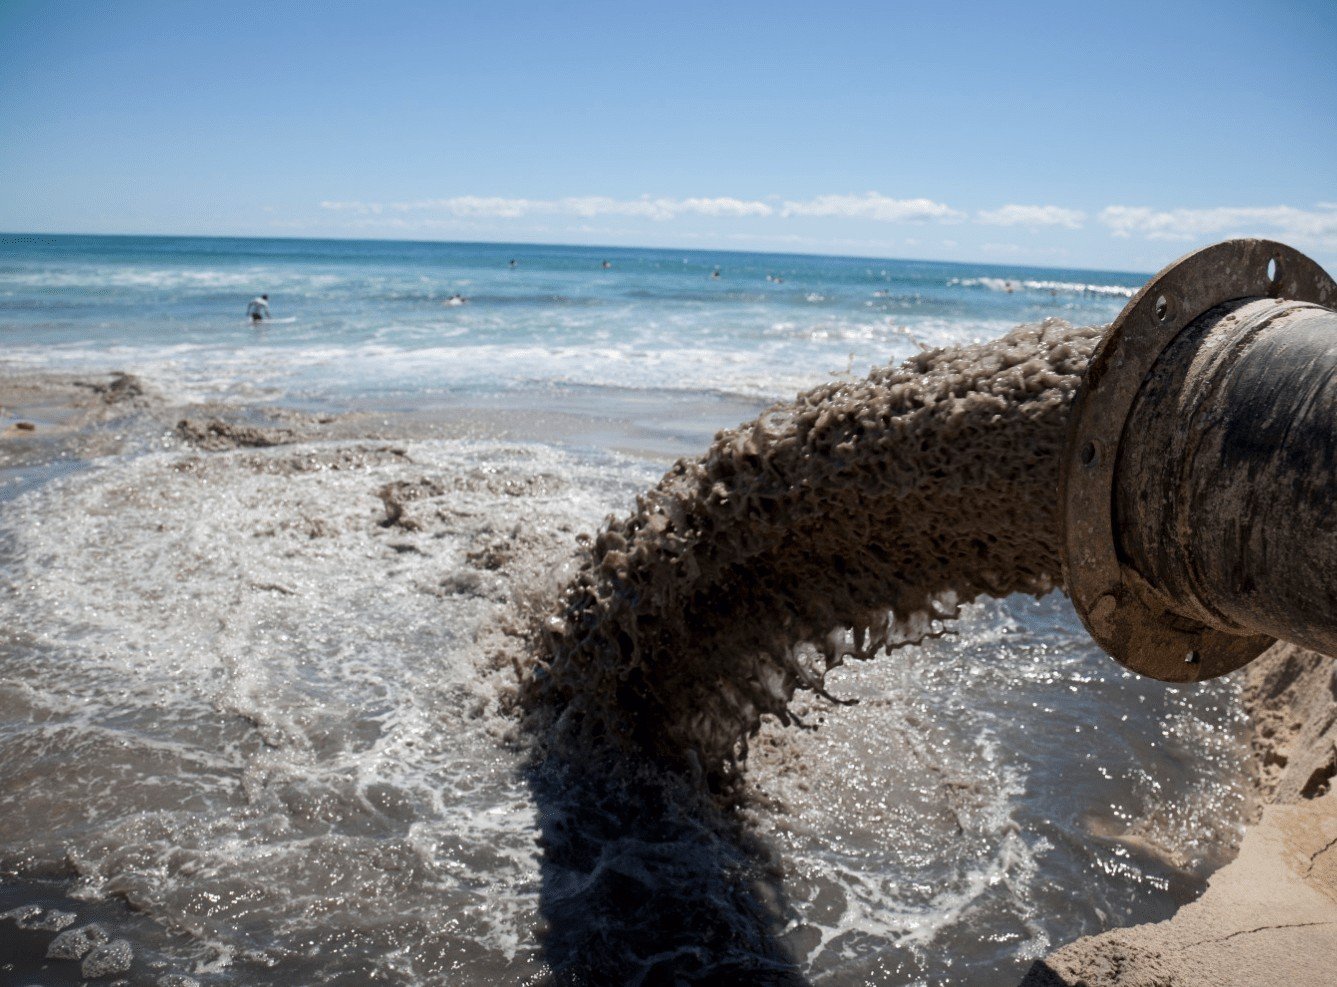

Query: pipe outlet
[1060,239,1337,681]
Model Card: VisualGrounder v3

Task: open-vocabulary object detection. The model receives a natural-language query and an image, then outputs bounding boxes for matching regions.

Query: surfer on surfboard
[246,294,270,323]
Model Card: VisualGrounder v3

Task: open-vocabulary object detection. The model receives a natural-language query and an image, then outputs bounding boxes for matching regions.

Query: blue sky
[1,0,1333,272]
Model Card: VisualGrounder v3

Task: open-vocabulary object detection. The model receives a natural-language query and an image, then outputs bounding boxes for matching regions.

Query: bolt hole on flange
[1267,256,1281,289]
[1154,294,1172,323]
[1079,440,1100,467]
[1184,650,1200,665]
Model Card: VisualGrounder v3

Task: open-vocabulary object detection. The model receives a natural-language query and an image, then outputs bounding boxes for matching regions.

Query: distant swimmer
[710,266,721,280]
[445,293,468,306]
[601,260,612,269]
[246,294,270,322]
[508,259,517,268]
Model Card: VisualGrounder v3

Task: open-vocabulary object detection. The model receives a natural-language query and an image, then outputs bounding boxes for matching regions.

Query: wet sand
[1,877,202,986]
[1,370,769,469]
[1022,643,1337,986]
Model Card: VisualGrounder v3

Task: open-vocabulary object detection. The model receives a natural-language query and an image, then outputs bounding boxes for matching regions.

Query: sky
[1,0,1334,273]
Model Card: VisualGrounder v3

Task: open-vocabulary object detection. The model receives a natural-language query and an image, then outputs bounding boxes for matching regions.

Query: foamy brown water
[526,319,1102,779]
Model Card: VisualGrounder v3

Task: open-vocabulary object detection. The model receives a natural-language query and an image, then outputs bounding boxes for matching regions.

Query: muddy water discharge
[526,318,1102,780]
[518,319,1126,982]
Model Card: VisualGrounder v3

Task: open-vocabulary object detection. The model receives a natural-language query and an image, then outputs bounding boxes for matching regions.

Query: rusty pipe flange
[1060,238,1337,682]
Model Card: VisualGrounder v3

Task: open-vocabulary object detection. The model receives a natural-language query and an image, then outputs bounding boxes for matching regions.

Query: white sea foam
[949,276,1136,297]
[0,440,656,979]
[0,336,874,402]
[0,267,345,293]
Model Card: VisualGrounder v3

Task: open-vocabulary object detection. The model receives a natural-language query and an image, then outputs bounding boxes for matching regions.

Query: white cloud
[1099,204,1337,245]
[678,197,775,218]
[561,196,663,219]
[560,196,775,220]
[977,204,1085,229]
[780,192,962,222]
[320,195,779,222]
[320,192,978,225]
[318,200,383,214]
[412,195,540,218]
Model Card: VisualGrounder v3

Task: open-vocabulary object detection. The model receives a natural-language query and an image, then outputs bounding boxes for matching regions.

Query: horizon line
[0,228,1157,278]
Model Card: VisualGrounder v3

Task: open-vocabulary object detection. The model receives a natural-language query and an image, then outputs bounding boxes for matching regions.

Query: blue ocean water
[0,233,1142,409]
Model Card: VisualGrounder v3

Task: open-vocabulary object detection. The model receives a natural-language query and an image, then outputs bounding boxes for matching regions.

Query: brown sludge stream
[521,318,1103,785]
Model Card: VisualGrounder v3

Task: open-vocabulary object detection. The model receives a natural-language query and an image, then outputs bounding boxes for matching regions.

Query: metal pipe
[1115,297,1337,660]
[1060,239,1337,682]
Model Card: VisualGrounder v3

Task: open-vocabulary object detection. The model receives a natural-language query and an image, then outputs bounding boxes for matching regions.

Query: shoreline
[0,367,771,470]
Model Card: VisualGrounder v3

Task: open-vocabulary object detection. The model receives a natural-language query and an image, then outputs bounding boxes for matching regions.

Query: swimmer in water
[601,260,611,269]
[246,294,270,323]
[445,293,467,306]
[508,259,517,268]
[710,266,721,280]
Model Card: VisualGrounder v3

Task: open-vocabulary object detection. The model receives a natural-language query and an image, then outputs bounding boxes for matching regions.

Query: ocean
[0,234,1140,414]
[0,234,1249,985]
